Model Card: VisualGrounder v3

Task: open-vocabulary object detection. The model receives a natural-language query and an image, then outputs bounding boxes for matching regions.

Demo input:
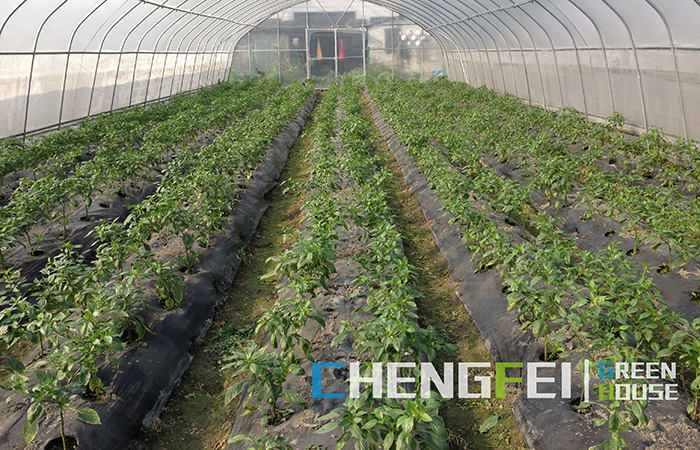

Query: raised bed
[0,92,317,450]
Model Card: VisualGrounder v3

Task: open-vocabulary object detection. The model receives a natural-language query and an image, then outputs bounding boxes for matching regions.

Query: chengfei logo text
[312,361,679,401]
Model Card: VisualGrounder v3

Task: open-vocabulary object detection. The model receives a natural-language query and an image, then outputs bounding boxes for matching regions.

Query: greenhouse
[0,1,699,449]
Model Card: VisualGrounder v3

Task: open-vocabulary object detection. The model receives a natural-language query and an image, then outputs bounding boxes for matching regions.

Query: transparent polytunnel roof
[1,0,699,139]
[2,1,697,56]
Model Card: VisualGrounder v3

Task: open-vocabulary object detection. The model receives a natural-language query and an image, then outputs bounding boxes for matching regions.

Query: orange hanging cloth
[317,40,323,58]
[339,39,345,59]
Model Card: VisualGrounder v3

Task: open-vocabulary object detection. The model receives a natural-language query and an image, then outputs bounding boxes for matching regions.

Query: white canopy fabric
[0,0,698,140]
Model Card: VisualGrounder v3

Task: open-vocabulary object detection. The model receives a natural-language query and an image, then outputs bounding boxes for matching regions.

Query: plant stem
[60,408,67,450]
[62,204,68,238]
[24,230,33,254]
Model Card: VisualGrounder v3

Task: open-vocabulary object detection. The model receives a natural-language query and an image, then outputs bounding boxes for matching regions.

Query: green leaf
[225,382,245,405]
[23,419,38,445]
[76,408,102,425]
[27,402,42,422]
[478,415,499,433]
[335,433,351,450]
[669,330,687,348]
[4,357,24,373]
[281,389,307,407]
[319,410,341,421]
[228,434,249,444]
[384,431,395,450]
[315,421,339,434]
[532,319,547,338]
[609,412,621,432]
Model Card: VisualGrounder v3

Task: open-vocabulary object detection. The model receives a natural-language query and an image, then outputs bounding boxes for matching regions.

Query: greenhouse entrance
[230,1,444,87]
[307,28,365,87]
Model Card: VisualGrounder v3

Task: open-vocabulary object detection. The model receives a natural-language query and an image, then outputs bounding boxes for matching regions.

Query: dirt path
[140,94,320,450]
[141,87,527,450]
[359,95,527,450]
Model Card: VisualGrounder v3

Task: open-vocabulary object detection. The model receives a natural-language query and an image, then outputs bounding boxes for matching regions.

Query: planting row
[0,79,279,268]
[227,79,450,450]
[367,78,700,449]
[0,80,314,448]
[426,78,700,272]
[0,81,253,185]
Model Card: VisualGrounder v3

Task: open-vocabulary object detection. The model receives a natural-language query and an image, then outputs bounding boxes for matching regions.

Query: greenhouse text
[311,361,680,401]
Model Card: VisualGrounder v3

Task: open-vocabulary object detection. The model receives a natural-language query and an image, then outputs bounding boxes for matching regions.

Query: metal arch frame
[219,28,252,83]
[599,0,649,132]
[166,0,290,96]
[156,0,213,99]
[427,5,483,84]
[424,8,488,86]
[500,0,557,108]
[378,0,472,62]
[141,0,239,100]
[22,0,69,139]
[489,2,548,108]
[644,0,688,140]
[306,0,468,82]
[184,5,244,92]
[223,0,467,84]
[365,0,472,64]
[203,14,257,84]
[441,35,466,82]
[472,0,521,97]
[391,0,494,88]
[0,0,55,138]
[435,31,469,82]
[136,0,255,27]
[463,0,524,94]
[150,1,235,98]
[449,4,508,92]
[229,0,478,87]
[86,0,143,117]
[516,1,565,108]
[221,27,254,81]
[405,1,467,81]
[429,22,475,83]
[414,3,480,84]
[427,0,535,31]
[195,19,241,89]
[166,2,234,98]
[111,2,169,111]
[184,3,250,90]
[482,0,533,102]
[172,1,255,94]
[189,0,273,89]
[370,0,473,83]
[566,0,616,114]
[209,30,244,85]
[171,1,279,94]
[536,0,589,117]
[461,1,526,93]
[197,13,248,87]
[143,0,204,104]
[129,0,192,105]
[216,27,254,81]
[5,0,697,140]
[57,0,110,128]
[0,0,29,43]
